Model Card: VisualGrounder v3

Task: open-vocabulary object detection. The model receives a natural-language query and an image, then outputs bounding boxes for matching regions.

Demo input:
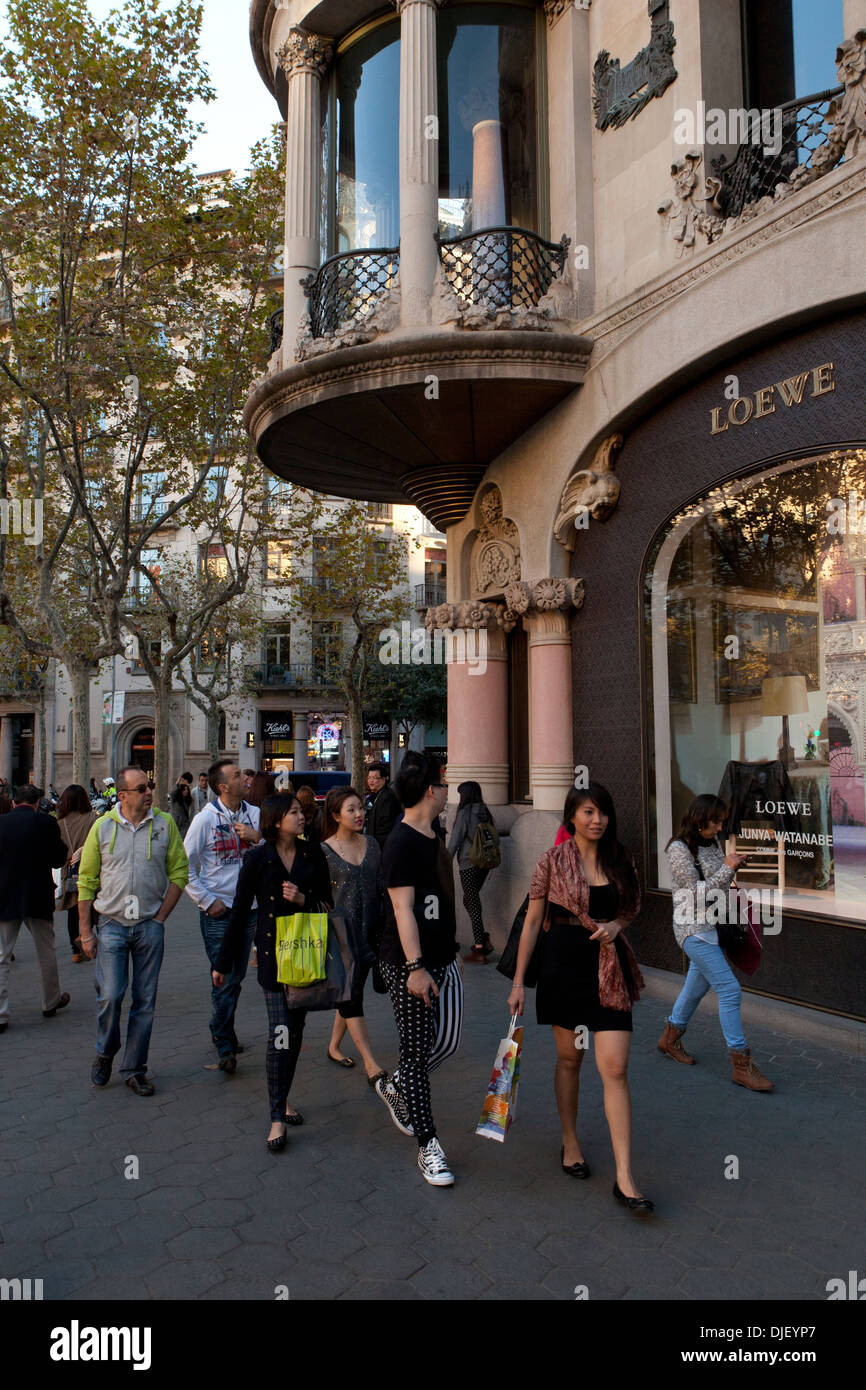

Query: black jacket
[214,839,332,992]
[365,783,401,849]
[0,807,67,920]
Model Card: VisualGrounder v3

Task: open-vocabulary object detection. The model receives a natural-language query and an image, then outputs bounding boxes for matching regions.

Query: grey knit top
[666,837,736,947]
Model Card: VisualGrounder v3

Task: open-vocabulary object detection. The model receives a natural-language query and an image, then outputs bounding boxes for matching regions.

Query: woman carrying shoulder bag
[660,794,773,1092]
[56,785,98,963]
[448,780,496,963]
[212,792,332,1152]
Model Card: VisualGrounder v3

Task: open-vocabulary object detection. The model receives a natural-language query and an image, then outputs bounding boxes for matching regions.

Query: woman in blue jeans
[659,795,773,1092]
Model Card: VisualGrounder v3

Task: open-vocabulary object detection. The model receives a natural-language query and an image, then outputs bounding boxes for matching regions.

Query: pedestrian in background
[55,784,98,963]
[191,772,211,816]
[661,794,773,1092]
[212,792,332,1151]
[184,760,261,1075]
[508,782,652,1214]
[448,780,496,963]
[297,784,322,844]
[170,779,193,836]
[0,785,70,1034]
[365,762,401,849]
[0,793,11,816]
[246,770,277,808]
[78,768,188,1093]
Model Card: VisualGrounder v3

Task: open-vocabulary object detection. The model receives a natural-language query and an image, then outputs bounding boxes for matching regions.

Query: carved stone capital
[424,599,517,634]
[277,28,334,83]
[554,434,623,551]
[504,577,585,617]
[524,609,571,644]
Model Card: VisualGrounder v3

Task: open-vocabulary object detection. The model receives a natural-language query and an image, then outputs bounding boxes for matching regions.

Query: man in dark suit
[364,763,401,849]
[0,784,70,1032]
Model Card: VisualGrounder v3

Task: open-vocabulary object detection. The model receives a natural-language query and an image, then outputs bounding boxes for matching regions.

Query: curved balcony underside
[245,330,592,530]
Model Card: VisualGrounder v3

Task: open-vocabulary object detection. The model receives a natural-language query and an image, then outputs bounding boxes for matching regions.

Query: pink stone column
[526,610,574,812]
[446,625,509,805]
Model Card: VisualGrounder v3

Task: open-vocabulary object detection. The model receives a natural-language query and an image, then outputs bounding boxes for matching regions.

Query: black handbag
[496,894,546,988]
[694,850,748,953]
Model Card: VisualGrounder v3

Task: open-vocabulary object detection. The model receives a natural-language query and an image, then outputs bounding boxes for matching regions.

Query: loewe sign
[710,362,835,434]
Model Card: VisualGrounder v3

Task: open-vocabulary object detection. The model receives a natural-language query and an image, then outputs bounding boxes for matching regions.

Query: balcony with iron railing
[435,228,570,313]
[245,662,339,690]
[300,248,400,340]
[710,86,845,220]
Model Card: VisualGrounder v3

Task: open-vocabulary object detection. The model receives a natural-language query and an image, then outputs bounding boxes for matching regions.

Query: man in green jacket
[78,767,189,1095]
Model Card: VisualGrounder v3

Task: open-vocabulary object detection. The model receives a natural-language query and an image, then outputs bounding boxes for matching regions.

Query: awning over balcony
[245,329,592,530]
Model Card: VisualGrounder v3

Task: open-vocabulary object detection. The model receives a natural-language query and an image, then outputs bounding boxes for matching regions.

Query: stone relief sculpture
[471,488,522,597]
[593,0,677,132]
[553,434,623,550]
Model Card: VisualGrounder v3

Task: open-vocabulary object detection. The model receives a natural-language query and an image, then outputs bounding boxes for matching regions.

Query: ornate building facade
[247,0,866,1019]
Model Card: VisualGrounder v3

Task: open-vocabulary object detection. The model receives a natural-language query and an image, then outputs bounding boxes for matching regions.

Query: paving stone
[338,1279,425,1300]
[290,1226,365,1263]
[44,1224,122,1259]
[1,1210,73,1243]
[144,1258,225,1298]
[166,1227,241,1260]
[345,1243,427,1281]
[183,1197,252,1228]
[410,1259,493,1299]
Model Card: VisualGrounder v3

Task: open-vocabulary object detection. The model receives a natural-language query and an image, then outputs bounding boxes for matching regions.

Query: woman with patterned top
[660,795,773,1092]
[508,783,653,1213]
[320,787,391,1090]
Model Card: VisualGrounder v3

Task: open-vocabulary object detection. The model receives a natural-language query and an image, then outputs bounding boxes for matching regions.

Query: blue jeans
[94,918,165,1078]
[199,910,256,1058]
[670,936,748,1051]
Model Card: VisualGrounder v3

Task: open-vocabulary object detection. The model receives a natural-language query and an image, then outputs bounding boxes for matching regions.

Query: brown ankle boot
[657,1021,696,1065]
[730,1048,774,1092]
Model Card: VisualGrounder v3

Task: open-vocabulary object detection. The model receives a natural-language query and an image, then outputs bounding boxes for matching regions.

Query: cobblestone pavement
[0,893,863,1302]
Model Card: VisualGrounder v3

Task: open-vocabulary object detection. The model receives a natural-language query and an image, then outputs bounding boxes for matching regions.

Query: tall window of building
[203,458,229,505]
[264,626,291,670]
[330,18,401,253]
[134,470,167,522]
[644,447,866,926]
[265,540,292,582]
[312,620,342,681]
[200,542,229,580]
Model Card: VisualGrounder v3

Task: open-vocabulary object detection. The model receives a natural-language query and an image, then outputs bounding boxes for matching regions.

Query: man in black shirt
[376,752,462,1187]
[364,763,401,848]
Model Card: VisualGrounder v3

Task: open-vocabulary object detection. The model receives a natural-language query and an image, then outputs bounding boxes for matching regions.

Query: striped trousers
[381,959,463,1146]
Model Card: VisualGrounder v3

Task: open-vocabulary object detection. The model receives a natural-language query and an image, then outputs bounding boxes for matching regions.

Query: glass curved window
[437,4,539,238]
[644,448,866,924]
[333,22,400,252]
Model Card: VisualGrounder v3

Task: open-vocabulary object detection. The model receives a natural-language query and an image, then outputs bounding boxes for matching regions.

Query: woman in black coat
[213,792,332,1152]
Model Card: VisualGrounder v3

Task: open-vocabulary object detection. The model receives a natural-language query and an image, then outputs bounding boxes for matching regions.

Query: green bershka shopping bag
[275,911,329,986]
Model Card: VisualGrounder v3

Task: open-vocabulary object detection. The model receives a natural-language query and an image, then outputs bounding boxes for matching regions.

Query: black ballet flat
[284,1110,304,1126]
[267,1130,288,1153]
[613,1181,654,1214]
[560,1145,591,1179]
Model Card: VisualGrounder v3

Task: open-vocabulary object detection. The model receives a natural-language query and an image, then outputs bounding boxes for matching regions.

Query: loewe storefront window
[645,447,866,924]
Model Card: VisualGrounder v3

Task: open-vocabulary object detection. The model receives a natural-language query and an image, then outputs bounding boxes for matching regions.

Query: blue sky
[1,0,280,174]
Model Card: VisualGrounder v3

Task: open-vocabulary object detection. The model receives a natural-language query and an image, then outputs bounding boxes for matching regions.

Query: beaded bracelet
[406,957,424,973]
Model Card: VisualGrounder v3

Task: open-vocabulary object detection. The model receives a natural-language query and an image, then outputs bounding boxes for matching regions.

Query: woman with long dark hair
[447,780,496,962]
[320,787,392,1092]
[56,784,98,963]
[297,785,323,845]
[661,795,773,1091]
[245,771,278,808]
[212,792,332,1152]
[169,779,193,836]
[508,782,652,1212]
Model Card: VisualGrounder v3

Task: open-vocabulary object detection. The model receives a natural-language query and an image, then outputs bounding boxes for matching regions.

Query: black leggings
[459,867,489,946]
[381,960,463,1146]
[263,989,307,1122]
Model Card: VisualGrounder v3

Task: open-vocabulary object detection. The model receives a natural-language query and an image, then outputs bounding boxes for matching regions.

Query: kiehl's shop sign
[710,362,835,434]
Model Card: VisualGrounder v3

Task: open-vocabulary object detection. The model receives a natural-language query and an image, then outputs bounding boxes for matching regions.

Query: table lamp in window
[761,675,808,769]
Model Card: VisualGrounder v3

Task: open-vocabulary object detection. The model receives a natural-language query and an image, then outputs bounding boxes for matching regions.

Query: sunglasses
[123,785,149,794]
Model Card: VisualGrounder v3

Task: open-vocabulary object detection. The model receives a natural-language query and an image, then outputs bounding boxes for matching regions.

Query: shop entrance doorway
[130,727,155,778]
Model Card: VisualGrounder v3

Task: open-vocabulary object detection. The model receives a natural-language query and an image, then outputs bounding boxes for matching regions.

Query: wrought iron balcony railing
[245,662,339,690]
[710,86,844,220]
[414,582,447,609]
[436,227,569,312]
[301,248,400,339]
[0,671,43,700]
[366,502,393,522]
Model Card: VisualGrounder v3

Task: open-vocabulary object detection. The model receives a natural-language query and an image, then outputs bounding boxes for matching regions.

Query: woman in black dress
[212,792,331,1152]
[508,783,652,1213]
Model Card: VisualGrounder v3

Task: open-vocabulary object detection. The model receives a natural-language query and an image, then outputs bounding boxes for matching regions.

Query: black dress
[535,883,633,1033]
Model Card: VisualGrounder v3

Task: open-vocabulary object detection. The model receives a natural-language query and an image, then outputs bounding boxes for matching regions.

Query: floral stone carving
[472,488,521,597]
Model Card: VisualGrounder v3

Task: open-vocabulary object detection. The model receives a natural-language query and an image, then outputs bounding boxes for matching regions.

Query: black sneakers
[90,1055,112,1088]
[372,1074,414,1136]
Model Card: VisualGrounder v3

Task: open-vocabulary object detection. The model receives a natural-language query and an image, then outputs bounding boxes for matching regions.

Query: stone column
[525,609,574,812]
[505,577,584,811]
[293,712,310,772]
[544,0,595,315]
[394,0,442,326]
[429,601,511,806]
[277,28,334,366]
[0,715,13,786]
[856,564,866,623]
